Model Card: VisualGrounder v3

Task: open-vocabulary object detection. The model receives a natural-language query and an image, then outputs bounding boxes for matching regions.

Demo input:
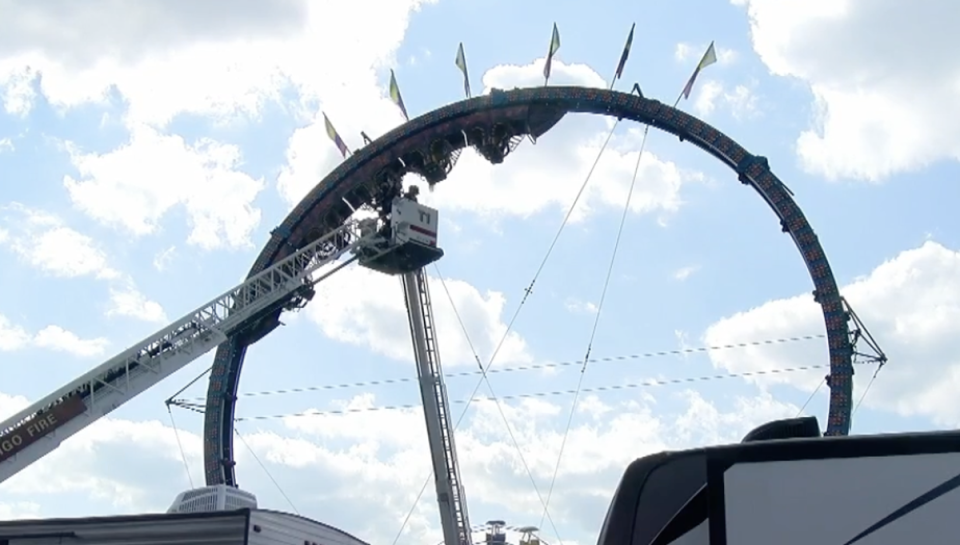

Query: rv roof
[597,418,960,545]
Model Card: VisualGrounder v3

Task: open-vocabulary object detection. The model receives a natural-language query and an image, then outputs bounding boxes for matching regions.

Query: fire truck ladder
[0,219,385,484]
[401,269,471,545]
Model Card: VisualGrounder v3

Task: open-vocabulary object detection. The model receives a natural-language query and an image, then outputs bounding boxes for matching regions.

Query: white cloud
[0,0,435,245]
[0,204,118,280]
[0,315,109,357]
[0,500,40,519]
[307,267,530,368]
[0,137,13,152]
[1,66,35,117]
[0,203,165,323]
[694,80,724,116]
[0,384,796,543]
[675,330,695,357]
[565,299,599,314]
[63,128,264,250]
[0,415,204,510]
[693,80,759,119]
[703,241,960,427]
[733,0,960,181]
[723,84,759,118]
[236,388,796,543]
[28,225,118,278]
[0,0,435,126]
[32,325,109,357]
[153,245,176,272]
[0,1,309,68]
[672,265,700,281]
[107,285,168,324]
[0,392,29,417]
[0,314,31,351]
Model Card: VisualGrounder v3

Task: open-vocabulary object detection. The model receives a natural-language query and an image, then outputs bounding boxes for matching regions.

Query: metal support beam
[0,220,375,483]
[402,270,470,545]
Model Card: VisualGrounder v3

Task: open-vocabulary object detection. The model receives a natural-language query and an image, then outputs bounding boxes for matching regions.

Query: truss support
[0,219,379,484]
[825,297,888,394]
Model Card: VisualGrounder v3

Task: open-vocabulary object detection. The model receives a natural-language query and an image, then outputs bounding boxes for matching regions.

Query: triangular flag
[389,69,409,120]
[543,23,561,85]
[323,113,350,158]
[455,42,471,98]
[612,23,636,86]
[681,41,717,100]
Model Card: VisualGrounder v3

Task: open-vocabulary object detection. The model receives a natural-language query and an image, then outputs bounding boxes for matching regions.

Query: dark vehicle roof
[597,417,960,545]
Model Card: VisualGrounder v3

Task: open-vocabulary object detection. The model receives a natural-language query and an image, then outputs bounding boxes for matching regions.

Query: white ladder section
[401,270,471,545]
[0,221,371,484]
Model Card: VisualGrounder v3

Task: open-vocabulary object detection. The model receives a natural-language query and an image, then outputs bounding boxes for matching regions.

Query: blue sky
[2,0,960,544]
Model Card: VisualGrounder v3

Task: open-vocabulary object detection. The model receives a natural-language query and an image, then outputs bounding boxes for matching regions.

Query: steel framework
[203,86,858,488]
[402,270,471,545]
[0,220,372,483]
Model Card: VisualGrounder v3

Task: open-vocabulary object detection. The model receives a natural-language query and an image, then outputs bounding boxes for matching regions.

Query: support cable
[389,118,619,545]
[234,426,300,515]
[164,365,212,405]
[172,334,827,403]
[433,265,563,543]
[852,361,884,421]
[167,363,858,420]
[390,477,431,545]
[540,124,651,529]
[166,404,194,488]
[795,376,826,417]
[478,122,619,380]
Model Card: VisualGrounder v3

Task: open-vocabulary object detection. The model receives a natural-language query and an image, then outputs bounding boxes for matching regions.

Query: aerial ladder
[0,196,421,484]
[402,271,471,545]
[0,183,472,545]
[358,185,472,545]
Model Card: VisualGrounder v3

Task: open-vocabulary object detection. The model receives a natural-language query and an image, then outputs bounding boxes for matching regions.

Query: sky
[1,0,960,544]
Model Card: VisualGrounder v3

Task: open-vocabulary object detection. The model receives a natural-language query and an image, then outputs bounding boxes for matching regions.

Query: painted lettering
[26,413,58,437]
[1,434,23,452]
[0,395,85,463]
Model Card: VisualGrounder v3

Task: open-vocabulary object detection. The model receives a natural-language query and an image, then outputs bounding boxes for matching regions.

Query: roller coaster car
[356,197,444,275]
[596,416,960,545]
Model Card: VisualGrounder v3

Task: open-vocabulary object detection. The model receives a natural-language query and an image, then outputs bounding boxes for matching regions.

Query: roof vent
[167,484,258,514]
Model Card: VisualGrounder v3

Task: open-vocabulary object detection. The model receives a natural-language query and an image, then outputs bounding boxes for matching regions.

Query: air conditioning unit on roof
[167,484,258,514]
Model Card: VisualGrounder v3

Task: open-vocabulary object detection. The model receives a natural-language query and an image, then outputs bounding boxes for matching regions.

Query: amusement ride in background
[6,23,939,545]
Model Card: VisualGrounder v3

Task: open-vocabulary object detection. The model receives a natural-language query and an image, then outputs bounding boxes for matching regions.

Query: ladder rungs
[410,270,470,540]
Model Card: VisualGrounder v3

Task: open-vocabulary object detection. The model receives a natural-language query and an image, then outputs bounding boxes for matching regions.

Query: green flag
[455,42,471,98]
[543,23,561,85]
[389,69,409,120]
